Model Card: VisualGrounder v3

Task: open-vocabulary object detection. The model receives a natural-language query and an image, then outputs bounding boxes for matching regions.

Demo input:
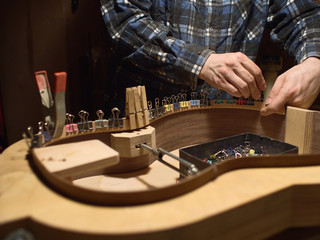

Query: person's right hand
[199,52,266,100]
[260,57,320,116]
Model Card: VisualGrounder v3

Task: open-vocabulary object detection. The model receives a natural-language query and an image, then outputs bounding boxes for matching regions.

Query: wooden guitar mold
[30,98,320,205]
[2,100,320,239]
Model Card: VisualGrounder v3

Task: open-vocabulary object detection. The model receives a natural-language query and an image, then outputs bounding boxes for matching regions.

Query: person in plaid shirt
[100,0,320,116]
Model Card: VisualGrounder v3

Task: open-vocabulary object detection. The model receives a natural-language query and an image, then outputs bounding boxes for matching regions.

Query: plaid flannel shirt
[100,0,320,107]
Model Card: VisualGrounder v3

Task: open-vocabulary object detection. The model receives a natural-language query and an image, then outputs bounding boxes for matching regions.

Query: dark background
[1,0,319,151]
[0,0,111,150]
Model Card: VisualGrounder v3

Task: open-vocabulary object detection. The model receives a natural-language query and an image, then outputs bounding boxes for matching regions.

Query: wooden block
[125,90,129,117]
[110,126,156,158]
[140,85,148,110]
[133,87,142,113]
[126,88,135,116]
[136,111,144,128]
[128,113,136,130]
[32,140,119,178]
[143,109,150,125]
[122,118,131,131]
[285,106,320,154]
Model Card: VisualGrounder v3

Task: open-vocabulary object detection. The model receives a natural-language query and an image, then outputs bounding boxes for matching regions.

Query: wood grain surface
[1,107,320,239]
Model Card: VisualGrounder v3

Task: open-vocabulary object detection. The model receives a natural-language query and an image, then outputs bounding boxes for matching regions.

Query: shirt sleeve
[100,0,213,90]
[267,0,320,63]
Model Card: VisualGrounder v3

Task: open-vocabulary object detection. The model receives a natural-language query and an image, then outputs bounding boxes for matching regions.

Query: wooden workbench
[1,139,320,239]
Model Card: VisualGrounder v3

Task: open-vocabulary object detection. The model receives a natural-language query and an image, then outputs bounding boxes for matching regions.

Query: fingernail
[265,97,272,105]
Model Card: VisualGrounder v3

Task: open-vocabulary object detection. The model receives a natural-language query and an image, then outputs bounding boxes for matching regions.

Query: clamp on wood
[139,143,198,177]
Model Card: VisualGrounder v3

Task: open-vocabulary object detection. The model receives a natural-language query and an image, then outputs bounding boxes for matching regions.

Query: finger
[223,70,251,98]
[241,56,266,92]
[233,66,261,100]
[260,76,287,116]
[215,78,242,98]
[223,84,242,98]
[265,74,285,105]
[260,95,287,116]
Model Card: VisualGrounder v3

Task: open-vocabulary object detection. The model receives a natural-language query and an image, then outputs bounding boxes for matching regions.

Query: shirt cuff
[190,48,215,90]
[174,44,215,91]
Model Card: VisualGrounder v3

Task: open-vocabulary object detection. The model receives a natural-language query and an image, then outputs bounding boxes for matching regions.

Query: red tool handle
[54,72,67,93]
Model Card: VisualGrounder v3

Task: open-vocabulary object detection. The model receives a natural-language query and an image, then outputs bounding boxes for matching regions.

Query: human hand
[260,57,320,116]
[199,52,266,100]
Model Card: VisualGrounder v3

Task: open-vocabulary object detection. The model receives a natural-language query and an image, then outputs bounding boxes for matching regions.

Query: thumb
[260,76,286,116]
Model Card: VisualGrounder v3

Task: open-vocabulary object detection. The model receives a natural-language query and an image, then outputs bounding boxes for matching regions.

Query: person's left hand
[260,57,320,116]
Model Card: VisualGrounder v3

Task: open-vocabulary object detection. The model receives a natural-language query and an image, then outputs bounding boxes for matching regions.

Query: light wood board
[285,106,320,154]
[32,139,119,179]
[2,140,320,239]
